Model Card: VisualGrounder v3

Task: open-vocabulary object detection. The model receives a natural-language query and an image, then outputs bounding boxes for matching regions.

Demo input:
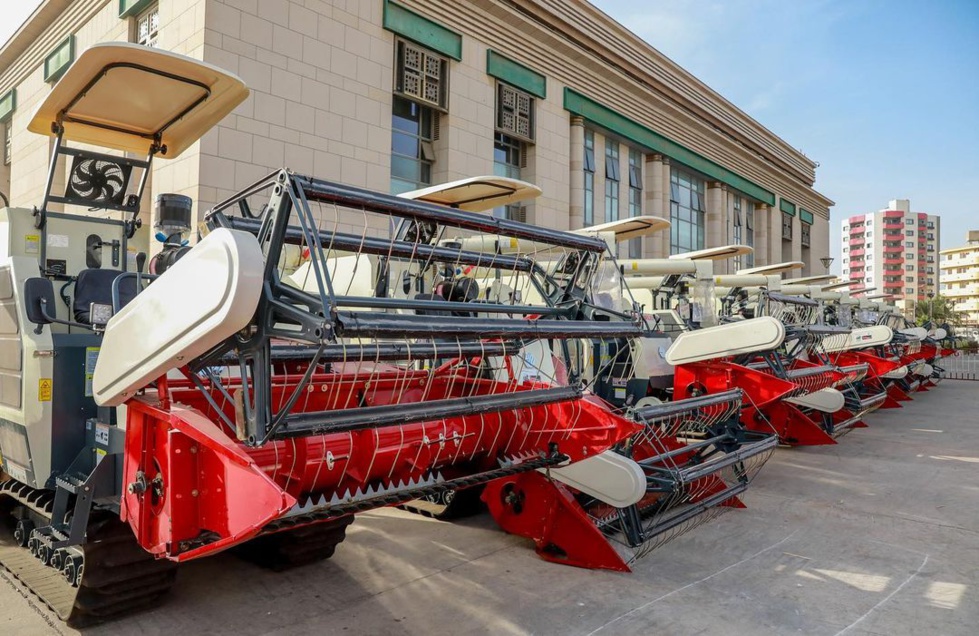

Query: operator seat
[73,269,138,324]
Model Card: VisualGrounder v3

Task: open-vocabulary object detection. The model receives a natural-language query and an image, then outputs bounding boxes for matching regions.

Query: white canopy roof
[28,42,249,159]
[736,260,805,275]
[575,216,670,241]
[670,244,753,261]
[398,176,541,212]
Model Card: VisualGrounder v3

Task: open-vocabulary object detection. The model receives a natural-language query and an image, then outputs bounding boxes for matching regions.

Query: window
[866,219,873,226]
[843,246,848,253]
[866,230,873,238]
[801,221,811,247]
[927,233,934,240]
[906,230,914,236]
[906,218,914,225]
[3,124,9,166]
[906,276,914,283]
[906,265,914,271]
[583,129,595,226]
[627,148,642,258]
[744,205,755,268]
[843,268,848,275]
[604,140,620,223]
[927,278,934,285]
[496,83,534,142]
[135,4,160,47]
[906,241,914,248]
[782,212,793,241]
[867,265,873,271]
[493,133,524,221]
[906,287,914,293]
[669,167,705,254]
[395,39,448,110]
[390,96,435,194]
[906,253,914,260]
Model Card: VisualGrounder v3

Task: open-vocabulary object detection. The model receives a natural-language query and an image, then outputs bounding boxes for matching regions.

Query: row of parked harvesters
[0,44,956,626]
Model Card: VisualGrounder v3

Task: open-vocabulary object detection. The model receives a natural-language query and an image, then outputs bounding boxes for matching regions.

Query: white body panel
[665,317,785,365]
[930,328,947,340]
[93,229,263,406]
[883,365,908,379]
[546,451,646,508]
[787,388,845,413]
[900,327,927,340]
[823,325,893,353]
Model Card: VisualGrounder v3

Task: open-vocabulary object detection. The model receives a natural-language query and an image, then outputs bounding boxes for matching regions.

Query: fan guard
[64,157,132,206]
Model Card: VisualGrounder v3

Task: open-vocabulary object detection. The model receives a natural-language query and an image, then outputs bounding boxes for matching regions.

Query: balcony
[944,286,979,298]
[883,257,904,266]
[848,235,864,244]
[883,210,903,219]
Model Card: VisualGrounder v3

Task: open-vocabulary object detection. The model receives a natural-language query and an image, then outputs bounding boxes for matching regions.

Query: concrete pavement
[2,380,977,635]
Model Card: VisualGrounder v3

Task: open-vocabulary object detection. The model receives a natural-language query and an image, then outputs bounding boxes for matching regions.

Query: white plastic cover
[546,451,646,508]
[665,316,785,365]
[93,229,263,406]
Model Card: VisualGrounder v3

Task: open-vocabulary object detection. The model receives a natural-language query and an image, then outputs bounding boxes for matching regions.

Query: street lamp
[927,291,935,324]
[820,256,834,273]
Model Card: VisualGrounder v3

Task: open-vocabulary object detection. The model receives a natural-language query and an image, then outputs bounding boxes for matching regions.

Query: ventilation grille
[497,83,534,143]
[396,40,448,110]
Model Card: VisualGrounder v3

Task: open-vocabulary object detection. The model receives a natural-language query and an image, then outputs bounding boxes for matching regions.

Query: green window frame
[486,51,546,99]
[44,35,74,83]
[0,89,15,123]
[119,0,155,18]
[383,0,461,61]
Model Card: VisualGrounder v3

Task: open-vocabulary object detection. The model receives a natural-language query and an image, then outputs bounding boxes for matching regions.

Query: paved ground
[2,380,978,636]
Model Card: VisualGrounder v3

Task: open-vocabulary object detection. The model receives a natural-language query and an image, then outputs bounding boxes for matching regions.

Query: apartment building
[939,231,979,328]
[841,199,940,316]
[0,0,833,272]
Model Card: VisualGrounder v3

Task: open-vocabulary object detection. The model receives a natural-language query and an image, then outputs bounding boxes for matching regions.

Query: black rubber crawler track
[0,475,178,628]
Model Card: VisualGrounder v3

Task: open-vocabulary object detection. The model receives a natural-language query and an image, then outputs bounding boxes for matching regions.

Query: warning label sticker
[25,235,40,255]
[85,347,100,397]
[38,378,52,401]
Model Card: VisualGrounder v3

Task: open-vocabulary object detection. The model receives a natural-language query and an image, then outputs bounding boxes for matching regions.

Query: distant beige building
[0,0,833,271]
[940,231,979,328]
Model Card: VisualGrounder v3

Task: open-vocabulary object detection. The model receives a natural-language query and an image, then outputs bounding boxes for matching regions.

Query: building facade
[841,199,940,316]
[939,231,979,328]
[0,0,833,273]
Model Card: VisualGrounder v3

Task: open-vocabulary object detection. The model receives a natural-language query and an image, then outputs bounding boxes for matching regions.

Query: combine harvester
[626,258,854,446]
[0,44,675,625]
[390,198,780,570]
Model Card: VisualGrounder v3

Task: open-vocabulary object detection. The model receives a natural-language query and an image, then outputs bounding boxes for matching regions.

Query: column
[661,159,671,256]
[646,154,664,258]
[790,215,803,277]
[753,203,769,266]
[568,116,585,230]
[768,206,783,264]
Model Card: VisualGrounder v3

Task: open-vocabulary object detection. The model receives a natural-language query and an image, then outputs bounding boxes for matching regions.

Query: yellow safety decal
[25,235,40,255]
[38,378,52,401]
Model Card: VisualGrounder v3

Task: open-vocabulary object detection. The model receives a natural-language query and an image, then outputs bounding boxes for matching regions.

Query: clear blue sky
[3,1,977,272]
[591,0,979,272]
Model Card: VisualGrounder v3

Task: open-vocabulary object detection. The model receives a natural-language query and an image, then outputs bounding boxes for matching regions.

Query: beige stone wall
[0,0,830,266]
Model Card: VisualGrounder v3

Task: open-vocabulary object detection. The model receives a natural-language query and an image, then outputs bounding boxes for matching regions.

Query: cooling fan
[64,157,132,207]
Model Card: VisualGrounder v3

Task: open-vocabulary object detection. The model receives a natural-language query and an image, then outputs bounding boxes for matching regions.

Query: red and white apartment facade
[841,199,940,317]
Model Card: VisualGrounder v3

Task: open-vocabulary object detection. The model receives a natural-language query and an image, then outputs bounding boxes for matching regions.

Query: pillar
[646,154,664,258]
[768,205,783,265]
[568,116,585,230]
[753,203,769,267]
